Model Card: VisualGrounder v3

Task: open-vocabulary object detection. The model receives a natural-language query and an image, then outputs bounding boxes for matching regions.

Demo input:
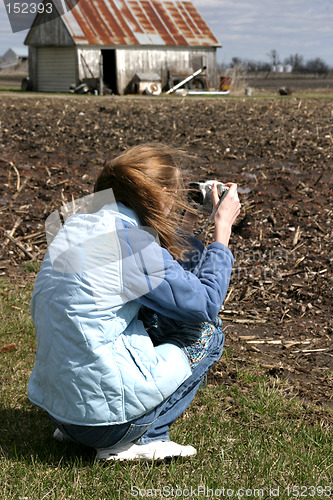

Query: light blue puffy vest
[28,203,192,425]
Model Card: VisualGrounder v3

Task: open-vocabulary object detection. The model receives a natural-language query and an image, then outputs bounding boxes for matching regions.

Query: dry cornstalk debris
[221,317,267,324]
[0,343,17,352]
[2,217,22,249]
[10,162,20,191]
[291,348,331,354]
[12,178,30,201]
[4,233,34,260]
[246,339,309,345]
[292,226,301,247]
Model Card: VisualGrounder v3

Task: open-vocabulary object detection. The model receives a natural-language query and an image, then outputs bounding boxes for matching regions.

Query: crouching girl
[28,144,240,461]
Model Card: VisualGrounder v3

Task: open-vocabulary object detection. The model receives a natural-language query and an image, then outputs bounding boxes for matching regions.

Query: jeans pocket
[111,422,153,448]
[50,414,156,449]
[64,424,112,448]
[88,421,155,449]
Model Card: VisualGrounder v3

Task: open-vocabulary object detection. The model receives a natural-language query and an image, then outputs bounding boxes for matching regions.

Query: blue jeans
[50,330,224,449]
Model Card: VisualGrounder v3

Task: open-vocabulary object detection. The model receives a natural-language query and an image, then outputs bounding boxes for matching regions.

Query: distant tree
[227,54,331,74]
[257,61,271,72]
[267,49,280,66]
[284,53,304,72]
[305,57,329,75]
[246,60,258,72]
[230,57,243,68]
[217,62,228,74]
[244,59,270,73]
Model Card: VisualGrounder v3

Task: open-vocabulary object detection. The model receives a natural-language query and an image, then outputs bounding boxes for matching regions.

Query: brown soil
[0,94,332,410]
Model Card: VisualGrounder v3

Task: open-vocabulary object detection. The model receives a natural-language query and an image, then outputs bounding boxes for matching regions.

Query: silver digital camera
[189,180,229,213]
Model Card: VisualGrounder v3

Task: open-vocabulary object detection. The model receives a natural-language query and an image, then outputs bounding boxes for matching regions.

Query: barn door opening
[102,49,118,94]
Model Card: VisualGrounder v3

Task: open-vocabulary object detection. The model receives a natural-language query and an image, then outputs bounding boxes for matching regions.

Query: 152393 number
[5,2,53,14]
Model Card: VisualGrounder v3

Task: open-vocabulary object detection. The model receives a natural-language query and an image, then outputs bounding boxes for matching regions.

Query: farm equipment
[165,66,230,96]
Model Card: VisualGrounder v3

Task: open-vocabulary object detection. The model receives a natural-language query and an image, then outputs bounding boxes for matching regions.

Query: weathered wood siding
[28,47,38,90]
[77,48,101,80]
[25,12,74,47]
[76,46,217,94]
[115,47,218,94]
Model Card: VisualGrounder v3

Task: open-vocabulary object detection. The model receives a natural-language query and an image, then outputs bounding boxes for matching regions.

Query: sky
[192,0,333,66]
[0,0,332,66]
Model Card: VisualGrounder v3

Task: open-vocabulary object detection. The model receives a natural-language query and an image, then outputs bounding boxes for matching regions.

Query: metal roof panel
[60,0,220,46]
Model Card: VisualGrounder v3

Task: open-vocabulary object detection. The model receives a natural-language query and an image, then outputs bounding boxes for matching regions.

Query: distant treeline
[222,51,331,75]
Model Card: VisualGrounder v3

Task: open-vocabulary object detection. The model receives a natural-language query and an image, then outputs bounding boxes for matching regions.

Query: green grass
[0,276,332,499]
[24,261,41,274]
[0,87,25,92]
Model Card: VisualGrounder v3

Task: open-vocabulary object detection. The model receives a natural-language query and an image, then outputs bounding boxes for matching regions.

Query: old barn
[24,0,220,94]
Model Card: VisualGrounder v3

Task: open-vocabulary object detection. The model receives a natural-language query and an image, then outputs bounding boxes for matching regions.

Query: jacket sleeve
[117,219,234,323]
[136,242,234,323]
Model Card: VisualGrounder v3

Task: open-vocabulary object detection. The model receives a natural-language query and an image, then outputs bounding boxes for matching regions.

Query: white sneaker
[96,440,197,462]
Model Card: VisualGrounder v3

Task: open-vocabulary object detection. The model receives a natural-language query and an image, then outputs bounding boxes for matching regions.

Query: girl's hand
[212,183,241,247]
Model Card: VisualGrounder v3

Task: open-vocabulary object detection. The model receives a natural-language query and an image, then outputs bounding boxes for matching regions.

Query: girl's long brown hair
[94,144,194,260]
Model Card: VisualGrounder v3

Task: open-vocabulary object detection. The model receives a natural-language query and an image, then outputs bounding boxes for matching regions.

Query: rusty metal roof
[56,0,220,47]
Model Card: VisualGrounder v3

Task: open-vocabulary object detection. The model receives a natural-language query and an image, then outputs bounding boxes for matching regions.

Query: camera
[188,180,229,213]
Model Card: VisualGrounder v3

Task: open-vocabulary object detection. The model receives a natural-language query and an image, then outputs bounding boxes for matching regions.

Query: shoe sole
[96,451,196,462]
[96,441,197,462]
